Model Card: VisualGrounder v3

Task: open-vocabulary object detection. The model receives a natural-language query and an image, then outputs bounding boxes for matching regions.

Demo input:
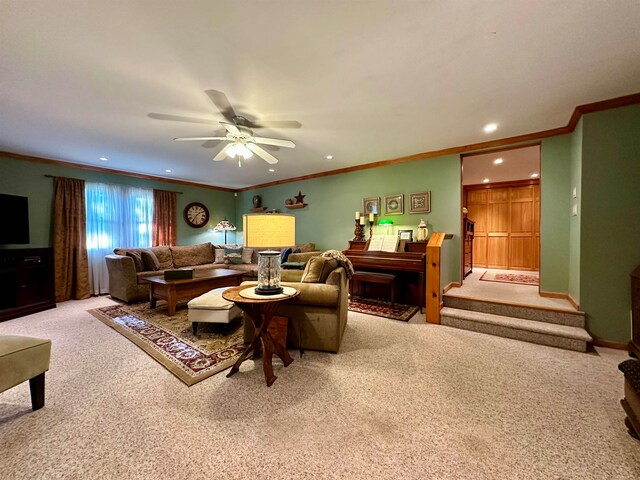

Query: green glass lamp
[378,218,394,234]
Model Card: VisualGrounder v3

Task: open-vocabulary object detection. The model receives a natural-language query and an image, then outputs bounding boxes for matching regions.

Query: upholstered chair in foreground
[0,335,52,410]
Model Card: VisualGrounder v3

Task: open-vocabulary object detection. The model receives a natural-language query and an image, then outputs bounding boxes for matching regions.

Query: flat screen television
[0,194,30,244]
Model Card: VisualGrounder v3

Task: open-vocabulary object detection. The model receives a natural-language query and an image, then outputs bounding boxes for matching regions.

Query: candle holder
[369,221,374,240]
[353,219,365,241]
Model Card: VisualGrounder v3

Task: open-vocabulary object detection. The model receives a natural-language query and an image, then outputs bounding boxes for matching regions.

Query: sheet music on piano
[368,234,399,252]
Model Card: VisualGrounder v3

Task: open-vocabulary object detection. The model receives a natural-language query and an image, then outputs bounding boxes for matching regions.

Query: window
[86,182,153,294]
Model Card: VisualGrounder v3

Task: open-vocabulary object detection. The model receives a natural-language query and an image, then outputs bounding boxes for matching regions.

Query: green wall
[3,102,638,342]
[540,135,572,293]
[0,155,236,249]
[579,105,640,342]
[569,120,583,303]
[236,154,462,285]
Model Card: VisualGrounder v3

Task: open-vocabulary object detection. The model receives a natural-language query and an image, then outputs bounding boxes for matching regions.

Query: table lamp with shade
[213,217,237,244]
[243,214,295,295]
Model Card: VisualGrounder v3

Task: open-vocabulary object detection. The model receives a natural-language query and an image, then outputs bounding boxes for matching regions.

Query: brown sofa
[241,266,349,353]
[105,242,318,303]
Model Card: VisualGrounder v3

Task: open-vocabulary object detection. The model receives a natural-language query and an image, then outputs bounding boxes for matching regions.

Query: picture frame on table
[363,196,380,215]
[398,229,413,241]
[384,194,404,215]
[409,191,431,214]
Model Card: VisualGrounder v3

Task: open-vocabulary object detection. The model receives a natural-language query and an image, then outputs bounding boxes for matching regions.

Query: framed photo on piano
[398,229,413,241]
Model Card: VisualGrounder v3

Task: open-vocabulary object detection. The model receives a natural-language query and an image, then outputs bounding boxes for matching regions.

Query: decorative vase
[417,219,428,242]
[252,195,262,208]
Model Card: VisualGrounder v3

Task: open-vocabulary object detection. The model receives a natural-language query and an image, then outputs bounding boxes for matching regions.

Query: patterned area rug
[348,297,419,322]
[480,270,540,286]
[88,303,245,386]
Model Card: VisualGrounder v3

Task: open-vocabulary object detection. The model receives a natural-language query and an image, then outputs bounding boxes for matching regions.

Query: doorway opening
[455,144,554,306]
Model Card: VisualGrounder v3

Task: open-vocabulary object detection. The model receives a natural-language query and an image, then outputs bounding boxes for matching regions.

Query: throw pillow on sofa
[141,250,161,271]
[301,256,338,283]
[126,251,145,272]
[280,247,293,264]
[171,243,214,267]
[214,248,225,264]
[224,247,243,265]
[242,248,253,264]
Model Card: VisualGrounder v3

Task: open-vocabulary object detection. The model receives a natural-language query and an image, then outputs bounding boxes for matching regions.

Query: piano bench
[351,271,396,308]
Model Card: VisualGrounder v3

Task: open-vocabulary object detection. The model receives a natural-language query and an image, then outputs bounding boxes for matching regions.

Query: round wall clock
[183,202,209,228]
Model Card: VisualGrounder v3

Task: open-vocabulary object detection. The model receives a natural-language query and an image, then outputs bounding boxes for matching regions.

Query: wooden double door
[464,180,540,271]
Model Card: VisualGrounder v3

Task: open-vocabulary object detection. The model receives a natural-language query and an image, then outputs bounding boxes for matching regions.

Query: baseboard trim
[443,282,460,294]
[539,290,580,310]
[592,338,629,350]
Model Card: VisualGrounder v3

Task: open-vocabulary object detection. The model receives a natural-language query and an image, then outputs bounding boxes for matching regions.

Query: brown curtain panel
[153,189,177,246]
[53,177,90,302]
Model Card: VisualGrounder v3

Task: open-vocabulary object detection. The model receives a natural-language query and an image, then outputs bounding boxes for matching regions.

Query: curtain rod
[43,175,183,194]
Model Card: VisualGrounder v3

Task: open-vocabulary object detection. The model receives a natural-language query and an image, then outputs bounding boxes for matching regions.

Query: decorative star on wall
[294,191,306,204]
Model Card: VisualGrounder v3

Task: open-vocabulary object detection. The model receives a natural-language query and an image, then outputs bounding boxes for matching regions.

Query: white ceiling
[1,1,639,189]
[462,145,540,185]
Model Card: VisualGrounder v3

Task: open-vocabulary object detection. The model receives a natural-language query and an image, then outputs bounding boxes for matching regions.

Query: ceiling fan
[149,90,301,167]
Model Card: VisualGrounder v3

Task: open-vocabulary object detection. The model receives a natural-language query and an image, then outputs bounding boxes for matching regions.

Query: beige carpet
[1,296,639,479]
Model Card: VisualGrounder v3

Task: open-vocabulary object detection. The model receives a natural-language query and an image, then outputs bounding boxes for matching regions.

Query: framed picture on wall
[384,194,404,215]
[409,191,431,213]
[363,197,380,215]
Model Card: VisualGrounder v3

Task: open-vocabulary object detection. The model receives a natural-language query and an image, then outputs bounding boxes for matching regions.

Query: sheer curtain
[86,183,153,295]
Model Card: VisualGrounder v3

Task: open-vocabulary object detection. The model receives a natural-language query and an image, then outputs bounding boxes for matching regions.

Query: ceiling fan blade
[246,120,302,129]
[201,140,223,149]
[220,121,240,135]
[148,113,216,125]
[212,144,231,161]
[247,143,278,164]
[253,137,295,148]
[174,136,228,141]
[205,90,237,121]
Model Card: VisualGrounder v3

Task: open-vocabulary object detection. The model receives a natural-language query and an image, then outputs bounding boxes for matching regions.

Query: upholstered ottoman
[188,287,242,335]
[0,335,51,410]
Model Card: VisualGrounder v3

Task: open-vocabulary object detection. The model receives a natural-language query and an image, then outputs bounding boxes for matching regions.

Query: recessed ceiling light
[493,158,503,164]
[99,157,108,161]
[483,123,497,133]
[165,169,172,173]
[531,173,539,178]
[483,178,490,183]
[326,155,333,160]
[268,169,275,172]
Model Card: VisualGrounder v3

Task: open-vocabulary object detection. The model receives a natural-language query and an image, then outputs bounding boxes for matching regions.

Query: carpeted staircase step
[440,307,592,352]
[443,294,585,328]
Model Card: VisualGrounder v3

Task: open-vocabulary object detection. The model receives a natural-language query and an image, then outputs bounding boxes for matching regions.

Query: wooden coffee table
[143,269,245,316]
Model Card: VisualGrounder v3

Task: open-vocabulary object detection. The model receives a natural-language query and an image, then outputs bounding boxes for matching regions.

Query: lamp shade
[243,214,295,247]
[378,219,394,225]
[213,218,237,232]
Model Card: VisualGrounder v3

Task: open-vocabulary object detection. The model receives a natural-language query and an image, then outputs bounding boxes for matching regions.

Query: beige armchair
[242,266,349,353]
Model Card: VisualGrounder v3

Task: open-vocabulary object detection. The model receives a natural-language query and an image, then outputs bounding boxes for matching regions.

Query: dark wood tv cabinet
[0,248,56,322]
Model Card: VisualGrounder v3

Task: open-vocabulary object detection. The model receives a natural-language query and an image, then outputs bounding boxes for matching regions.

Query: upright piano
[343,240,427,308]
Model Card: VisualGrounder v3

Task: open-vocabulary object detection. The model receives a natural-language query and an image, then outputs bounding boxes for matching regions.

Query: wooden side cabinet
[631,265,640,357]
[463,218,475,278]
[0,248,56,322]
